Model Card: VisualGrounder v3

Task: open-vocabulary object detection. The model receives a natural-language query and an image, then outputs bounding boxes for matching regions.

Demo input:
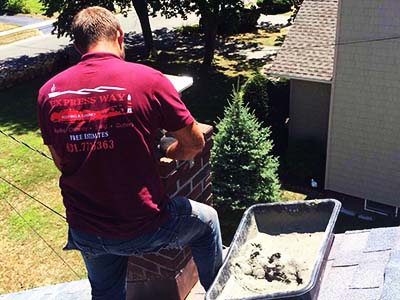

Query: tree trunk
[198,0,220,70]
[202,14,218,68]
[132,0,155,57]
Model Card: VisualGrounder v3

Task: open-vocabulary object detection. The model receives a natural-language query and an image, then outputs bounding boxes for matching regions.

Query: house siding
[326,0,400,206]
[289,79,331,148]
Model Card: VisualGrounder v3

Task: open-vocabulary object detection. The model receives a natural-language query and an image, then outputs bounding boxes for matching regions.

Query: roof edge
[266,72,332,84]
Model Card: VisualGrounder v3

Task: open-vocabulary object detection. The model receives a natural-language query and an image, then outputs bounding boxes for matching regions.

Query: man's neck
[85,41,123,59]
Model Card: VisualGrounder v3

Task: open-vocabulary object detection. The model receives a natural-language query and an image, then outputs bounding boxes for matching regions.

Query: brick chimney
[126,123,213,300]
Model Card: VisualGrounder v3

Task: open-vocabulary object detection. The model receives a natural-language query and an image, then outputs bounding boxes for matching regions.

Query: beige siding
[326,0,400,205]
[289,79,331,148]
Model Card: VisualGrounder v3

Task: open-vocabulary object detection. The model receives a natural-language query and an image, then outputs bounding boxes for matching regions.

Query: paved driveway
[0,10,199,61]
[0,14,45,26]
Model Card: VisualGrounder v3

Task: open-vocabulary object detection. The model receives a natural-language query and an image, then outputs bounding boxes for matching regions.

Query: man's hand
[163,122,205,160]
[159,136,176,157]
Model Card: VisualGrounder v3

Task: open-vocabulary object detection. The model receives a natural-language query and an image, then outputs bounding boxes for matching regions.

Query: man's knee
[188,199,220,229]
[204,205,219,225]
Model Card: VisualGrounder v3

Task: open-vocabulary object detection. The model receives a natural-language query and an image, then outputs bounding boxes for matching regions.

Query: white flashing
[164,74,193,94]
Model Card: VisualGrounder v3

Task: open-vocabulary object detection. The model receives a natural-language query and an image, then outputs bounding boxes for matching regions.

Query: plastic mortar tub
[206,199,341,300]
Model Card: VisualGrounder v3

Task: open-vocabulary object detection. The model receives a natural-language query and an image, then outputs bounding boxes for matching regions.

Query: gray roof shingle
[344,287,382,300]
[266,0,338,82]
[320,226,400,300]
[381,250,400,300]
[350,262,385,289]
[364,227,400,252]
[317,264,357,300]
[0,279,90,300]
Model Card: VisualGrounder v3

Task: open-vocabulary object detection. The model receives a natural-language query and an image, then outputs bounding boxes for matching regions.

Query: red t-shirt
[37,52,194,238]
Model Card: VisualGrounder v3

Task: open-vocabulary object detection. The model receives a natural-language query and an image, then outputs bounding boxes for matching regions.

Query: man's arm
[48,146,63,171]
[163,122,205,160]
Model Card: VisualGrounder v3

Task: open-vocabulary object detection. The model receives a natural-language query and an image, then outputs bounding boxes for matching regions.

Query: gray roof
[0,280,90,300]
[319,226,400,300]
[266,0,338,82]
[2,227,400,299]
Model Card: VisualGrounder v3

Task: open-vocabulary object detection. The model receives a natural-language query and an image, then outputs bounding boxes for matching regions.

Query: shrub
[242,75,290,156]
[0,0,7,11]
[218,5,261,35]
[265,77,290,155]
[257,0,292,15]
[3,0,28,14]
[211,85,281,212]
[242,71,270,125]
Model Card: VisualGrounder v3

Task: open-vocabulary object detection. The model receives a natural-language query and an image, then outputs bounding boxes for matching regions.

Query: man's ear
[73,42,83,55]
[117,26,124,48]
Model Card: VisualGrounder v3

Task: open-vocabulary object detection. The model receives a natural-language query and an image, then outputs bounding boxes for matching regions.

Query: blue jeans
[64,197,223,300]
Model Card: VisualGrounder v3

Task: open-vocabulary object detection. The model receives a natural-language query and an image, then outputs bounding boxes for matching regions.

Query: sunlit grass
[0,22,19,32]
[0,79,85,294]
[0,28,40,45]
[23,0,45,15]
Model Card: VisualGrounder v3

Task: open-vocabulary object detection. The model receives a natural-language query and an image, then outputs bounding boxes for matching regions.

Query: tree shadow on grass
[0,76,51,135]
[125,29,247,124]
[1,27,272,134]
[126,27,276,75]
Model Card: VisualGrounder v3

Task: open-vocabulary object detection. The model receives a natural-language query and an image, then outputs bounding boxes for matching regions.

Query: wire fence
[0,130,81,283]
[0,129,53,161]
[2,196,81,279]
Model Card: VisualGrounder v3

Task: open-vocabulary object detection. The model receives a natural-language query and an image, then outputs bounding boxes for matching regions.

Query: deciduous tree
[42,0,246,67]
[147,0,244,68]
[41,0,155,56]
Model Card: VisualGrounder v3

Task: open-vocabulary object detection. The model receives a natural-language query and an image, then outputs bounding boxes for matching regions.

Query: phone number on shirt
[66,140,115,153]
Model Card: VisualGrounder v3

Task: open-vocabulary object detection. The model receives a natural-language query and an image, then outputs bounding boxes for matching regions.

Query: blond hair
[71,6,121,52]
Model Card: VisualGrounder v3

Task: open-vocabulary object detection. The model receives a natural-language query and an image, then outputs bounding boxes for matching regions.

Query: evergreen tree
[211,85,281,211]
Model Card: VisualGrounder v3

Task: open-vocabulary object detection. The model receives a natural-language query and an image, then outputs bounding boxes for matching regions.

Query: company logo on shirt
[50,106,125,122]
[48,85,134,123]
[48,86,126,98]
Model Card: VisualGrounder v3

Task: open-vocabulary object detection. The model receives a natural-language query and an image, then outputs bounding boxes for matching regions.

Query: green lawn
[2,0,45,15]
[0,78,86,294]
[0,22,19,32]
[0,28,40,45]
[24,0,44,14]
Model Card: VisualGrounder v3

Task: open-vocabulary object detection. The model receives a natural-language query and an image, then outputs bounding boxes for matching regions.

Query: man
[37,6,222,300]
